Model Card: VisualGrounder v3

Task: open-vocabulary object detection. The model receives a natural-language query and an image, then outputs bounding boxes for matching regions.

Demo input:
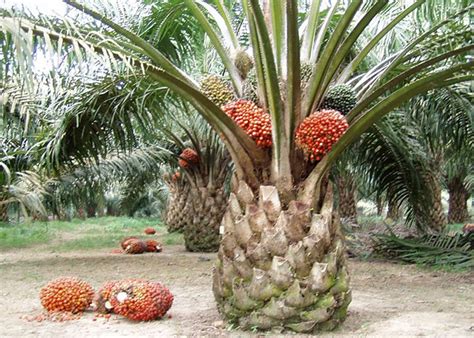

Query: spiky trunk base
[213,181,351,333]
[165,184,191,233]
[448,176,469,223]
[184,186,227,252]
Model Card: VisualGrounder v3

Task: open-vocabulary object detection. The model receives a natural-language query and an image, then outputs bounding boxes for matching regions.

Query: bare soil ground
[1,245,473,337]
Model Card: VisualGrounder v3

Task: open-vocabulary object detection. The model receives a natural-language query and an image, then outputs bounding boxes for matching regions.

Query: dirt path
[1,246,473,337]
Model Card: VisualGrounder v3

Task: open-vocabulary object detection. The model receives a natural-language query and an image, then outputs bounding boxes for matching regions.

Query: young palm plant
[1,0,472,332]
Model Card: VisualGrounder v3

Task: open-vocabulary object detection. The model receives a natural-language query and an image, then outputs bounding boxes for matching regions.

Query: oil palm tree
[160,119,232,252]
[1,0,472,332]
[409,85,473,225]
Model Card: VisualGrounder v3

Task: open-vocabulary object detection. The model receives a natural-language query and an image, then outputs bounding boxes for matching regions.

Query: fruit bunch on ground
[119,236,162,254]
[109,280,174,321]
[200,75,234,107]
[222,99,272,148]
[123,238,147,254]
[178,148,199,168]
[145,239,162,252]
[40,277,94,313]
[321,84,357,115]
[94,280,118,314]
[295,109,349,162]
[120,236,138,250]
[144,227,156,235]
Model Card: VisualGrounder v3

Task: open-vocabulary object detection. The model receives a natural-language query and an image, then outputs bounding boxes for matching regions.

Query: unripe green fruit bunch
[295,109,349,162]
[40,277,94,313]
[223,99,272,148]
[110,280,174,321]
[321,84,357,115]
[200,75,234,107]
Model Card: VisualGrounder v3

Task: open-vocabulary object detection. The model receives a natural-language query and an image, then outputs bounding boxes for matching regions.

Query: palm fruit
[124,239,147,254]
[144,227,156,235]
[178,148,199,168]
[110,280,174,321]
[40,277,94,313]
[222,99,272,148]
[242,71,259,104]
[171,171,181,182]
[233,49,253,79]
[120,236,138,250]
[295,109,349,162]
[200,75,234,107]
[94,281,118,314]
[145,239,162,252]
[321,84,357,115]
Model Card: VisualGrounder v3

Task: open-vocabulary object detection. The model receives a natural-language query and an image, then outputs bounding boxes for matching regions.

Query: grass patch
[162,231,184,246]
[0,216,173,251]
[0,223,52,250]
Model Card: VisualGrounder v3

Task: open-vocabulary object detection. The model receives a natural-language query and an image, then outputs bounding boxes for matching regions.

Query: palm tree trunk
[213,180,350,332]
[424,169,447,231]
[0,204,8,222]
[386,200,401,220]
[447,176,469,223]
[336,174,358,225]
[376,195,384,216]
[164,183,191,233]
[184,185,227,252]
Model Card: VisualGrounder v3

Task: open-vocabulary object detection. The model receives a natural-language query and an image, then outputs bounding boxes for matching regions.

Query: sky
[1,0,67,15]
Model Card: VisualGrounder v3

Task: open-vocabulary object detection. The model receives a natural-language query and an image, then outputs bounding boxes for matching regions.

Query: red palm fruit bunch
[295,109,349,162]
[178,148,199,168]
[123,239,147,254]
[110,280,174,321]
[222,99,272,148]
[40,277,94,313]
[145,239,162,252]
[94,281,118,314]
[120,236,138,250]
[144,227,156,235]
